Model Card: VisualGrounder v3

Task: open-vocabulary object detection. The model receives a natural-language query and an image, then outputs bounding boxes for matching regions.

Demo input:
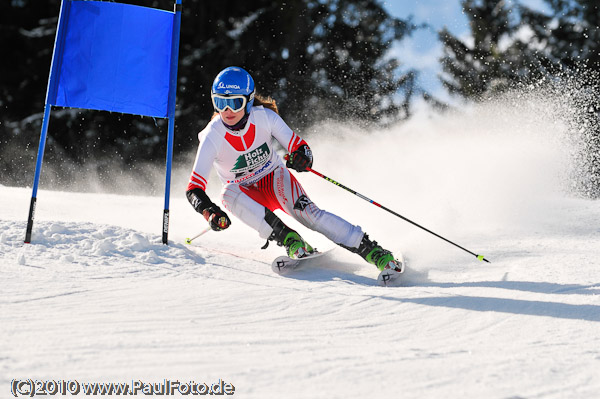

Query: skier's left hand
[202,205,231,231]
[286,144,313,172]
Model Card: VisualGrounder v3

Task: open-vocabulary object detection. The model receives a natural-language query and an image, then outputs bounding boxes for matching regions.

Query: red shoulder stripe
[224,132,245,151]
[243,124,256,148]
[225,123,256,151]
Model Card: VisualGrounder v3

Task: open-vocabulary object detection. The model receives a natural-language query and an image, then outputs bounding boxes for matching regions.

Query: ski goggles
[211,94,248,113]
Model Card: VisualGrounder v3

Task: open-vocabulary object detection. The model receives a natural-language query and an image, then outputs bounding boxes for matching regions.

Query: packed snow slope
[2,90,600,398]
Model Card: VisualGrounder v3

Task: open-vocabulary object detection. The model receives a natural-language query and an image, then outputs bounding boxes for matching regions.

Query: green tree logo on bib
[231,142,271,174]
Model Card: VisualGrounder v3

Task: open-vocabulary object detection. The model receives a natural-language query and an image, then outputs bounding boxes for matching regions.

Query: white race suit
[187,106,363,248]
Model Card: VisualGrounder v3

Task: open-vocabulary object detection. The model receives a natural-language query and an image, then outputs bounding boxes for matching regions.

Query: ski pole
[185,226,211,244]
[300,161,490,263]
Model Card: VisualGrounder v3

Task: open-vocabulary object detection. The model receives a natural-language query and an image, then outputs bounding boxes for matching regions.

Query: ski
[272,248,407,286]
[271,249,333,275]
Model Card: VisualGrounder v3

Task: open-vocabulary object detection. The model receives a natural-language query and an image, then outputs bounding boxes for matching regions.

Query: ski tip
[477,254,490,263]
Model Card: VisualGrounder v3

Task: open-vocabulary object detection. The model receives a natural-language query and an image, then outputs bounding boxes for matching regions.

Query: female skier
[186,66,403,284]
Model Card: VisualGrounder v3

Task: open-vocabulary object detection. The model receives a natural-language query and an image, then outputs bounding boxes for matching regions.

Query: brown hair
[253,94,279,114]
[211,93,279,119]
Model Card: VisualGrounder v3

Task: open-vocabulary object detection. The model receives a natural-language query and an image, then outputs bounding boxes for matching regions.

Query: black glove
[202,205,231,231]
[286,144,313,172]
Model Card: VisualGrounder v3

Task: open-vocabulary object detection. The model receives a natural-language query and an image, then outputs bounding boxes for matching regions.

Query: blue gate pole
[162,0,182,244]
[24,105,52,243]
[25,0,71,243]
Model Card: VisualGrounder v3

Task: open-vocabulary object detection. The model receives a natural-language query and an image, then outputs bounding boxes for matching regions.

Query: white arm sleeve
[187,130,219,192]
[264,108,306,153]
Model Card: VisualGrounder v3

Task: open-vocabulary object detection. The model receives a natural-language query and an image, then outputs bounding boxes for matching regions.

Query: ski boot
[355,234,404,285]
[282,231,314,259]
[263,209,314,259]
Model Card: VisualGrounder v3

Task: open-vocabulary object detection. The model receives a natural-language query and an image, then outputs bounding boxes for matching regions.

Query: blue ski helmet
[211,66,255,114]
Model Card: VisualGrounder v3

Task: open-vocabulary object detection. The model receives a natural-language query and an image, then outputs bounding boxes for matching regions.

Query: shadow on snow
[279,263,600,322]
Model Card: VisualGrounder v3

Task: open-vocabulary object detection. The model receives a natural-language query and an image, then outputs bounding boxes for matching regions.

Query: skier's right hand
[202,205,231,231]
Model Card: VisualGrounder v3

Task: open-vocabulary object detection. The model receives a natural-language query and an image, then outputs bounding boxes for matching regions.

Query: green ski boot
[262,208,314,259]
[283,231,314,259]
[355,234,404,285]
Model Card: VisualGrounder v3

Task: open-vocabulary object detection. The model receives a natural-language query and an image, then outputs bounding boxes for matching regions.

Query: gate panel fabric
[48,1,174,117]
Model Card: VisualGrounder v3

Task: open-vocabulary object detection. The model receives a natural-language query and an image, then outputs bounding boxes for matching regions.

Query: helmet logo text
[217,82,241,90]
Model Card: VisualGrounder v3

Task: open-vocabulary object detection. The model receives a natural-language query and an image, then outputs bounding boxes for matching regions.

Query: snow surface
[2,92,600,398]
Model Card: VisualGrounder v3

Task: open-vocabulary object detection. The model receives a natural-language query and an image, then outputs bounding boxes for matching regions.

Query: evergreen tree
[438,0,549,99]
[248,0,417,128]
[521,0,600,71]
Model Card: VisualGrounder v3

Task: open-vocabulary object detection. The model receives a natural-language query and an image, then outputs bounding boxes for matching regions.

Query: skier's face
[220,108,245,125]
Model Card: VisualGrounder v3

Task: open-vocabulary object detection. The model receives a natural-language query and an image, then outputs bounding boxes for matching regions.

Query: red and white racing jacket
[187,106,307,192]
